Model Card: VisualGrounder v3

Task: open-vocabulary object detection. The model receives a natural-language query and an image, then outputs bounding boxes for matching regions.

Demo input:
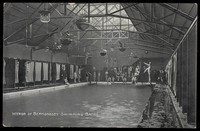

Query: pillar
[176,48,180,103]
[179,43,183,107]
[182,37,188,113]
[187,22,197,124]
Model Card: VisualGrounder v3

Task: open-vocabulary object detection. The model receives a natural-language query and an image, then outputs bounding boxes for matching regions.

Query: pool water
[3,84,152,127]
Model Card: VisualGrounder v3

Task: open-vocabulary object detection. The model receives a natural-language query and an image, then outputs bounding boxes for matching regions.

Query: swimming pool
[3,84,152,127]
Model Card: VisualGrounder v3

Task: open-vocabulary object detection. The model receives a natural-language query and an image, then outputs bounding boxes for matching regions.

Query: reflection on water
[3,84,151,127]
[80,101,140,127]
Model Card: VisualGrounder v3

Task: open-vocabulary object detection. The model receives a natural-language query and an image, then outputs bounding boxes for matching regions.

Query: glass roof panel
[66,3,137,32]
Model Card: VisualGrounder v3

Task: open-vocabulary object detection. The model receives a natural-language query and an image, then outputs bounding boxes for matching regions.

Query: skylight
[66,3,137,32]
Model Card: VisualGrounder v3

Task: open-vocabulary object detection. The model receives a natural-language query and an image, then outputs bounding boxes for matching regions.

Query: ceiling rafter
[142,3,160,41]
[90,6,115,26]
[104,14,189,30]
[67,4,80,16]
[121,3,151,42]
[92,4,119,30]
[130,4,150,41]
[40,4,82,46]
[156,12,174,21]
[35,27,59,47]
[49,3,63,17]
[18,4,64,38]
[6,30,58,46]
[128,4,178,45]
[130,43,173,52]
[89,4,100,14]
[110,3,138,15]
[80,17,104,40]
[142,22,175,46]
[4,16,74,27]
[132,4,185,35]
[128,36,173,50]
[59,4,79,32]
[158,3,194,21]
[4,3,44,42]
[90,45,171,55]
[75,4,87,15]
[169,4,179,42]
[137,24,161,43]
[4,12,24,19]
[137,19,175,47]
[133,5,160,42]
[39,3,91,48]
[171,16,197,58]
[177,3,195,43]
[4,3,59,47]
[68,28,177,43]
[90,4,104,14]
[90,17,102,27]
[4,3,196,58]
[132,3,149,20]
[80,4,122,40]
[32,23,44,36]
[152,3,158,35]
[162,5,165,34]
[4,18,25,26]
[11,4,25,14]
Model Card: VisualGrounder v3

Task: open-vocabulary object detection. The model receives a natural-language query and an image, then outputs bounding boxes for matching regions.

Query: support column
[88,3,90,23]
[182,37,188,113]
[179,44,183,107]
[33,61,35,86]
[48,62,50,84]
[187,22,197,124]
[170,57,174,91]
[176,49,180,103]
[41,62,43,85]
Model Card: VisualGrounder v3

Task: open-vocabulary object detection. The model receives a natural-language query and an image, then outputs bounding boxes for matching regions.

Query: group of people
[73,71,81,83]
[132,62,151,84]
[105,70,127,84]
[116,71,128,83]
[63,61,167,86]
[63,69,82,86]
[157,69,167,84]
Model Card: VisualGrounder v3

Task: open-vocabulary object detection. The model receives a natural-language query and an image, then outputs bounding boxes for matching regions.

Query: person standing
[64,75,70,86]
[111,76,115,83]
[132,72,138,84]
[86,72,92,84]
[122,72,127,84]
[74,71,77,83]
[98,71,101,82]
[93,71,97,84]
[143,62,151,83]
[116,71,120,82]
[78,68,82,83]
[93,71,96,81]
[105,70,108,82]
[86,72,89,82]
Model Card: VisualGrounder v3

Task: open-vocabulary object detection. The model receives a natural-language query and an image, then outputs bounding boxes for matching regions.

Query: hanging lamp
[39,3,50,23]
[60,32,73,46]
[119,47,126,52]
[100,49,107,56]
